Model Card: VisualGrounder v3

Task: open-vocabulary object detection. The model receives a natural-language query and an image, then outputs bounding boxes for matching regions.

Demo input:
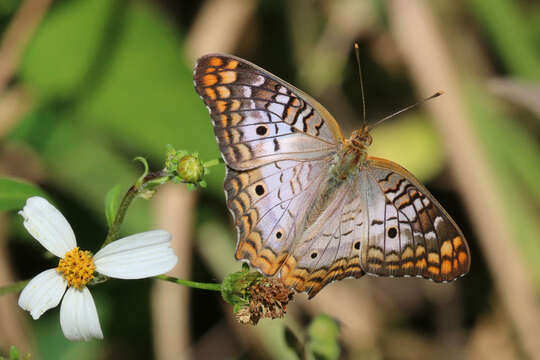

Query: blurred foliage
[0,1,19,18]
[450,0,540,287]
[0,345,30,360]
[464,80,540,283]
[467,0,540,80]
[10,0,223,236]
[369,114,443,180]
[284,326,306,360]
[0,178,47,210]
[284,315,341,360]
[4,0,220,358]
[307,315,341,360]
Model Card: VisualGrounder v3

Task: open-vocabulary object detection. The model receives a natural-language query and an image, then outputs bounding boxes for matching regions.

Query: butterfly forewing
[193,54,342,170]
[195,54,350,282]
[360,158,470,281]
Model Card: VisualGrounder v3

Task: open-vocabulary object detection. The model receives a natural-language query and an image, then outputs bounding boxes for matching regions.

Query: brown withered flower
[222,265,295,325]
[240,278,294,325]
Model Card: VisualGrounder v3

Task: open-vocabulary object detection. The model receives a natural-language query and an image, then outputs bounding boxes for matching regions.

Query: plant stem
[155,275,221,291]
[0,280,29,296]
[101,171,167,249]
[203,158,221,168]
[101,186,137,248]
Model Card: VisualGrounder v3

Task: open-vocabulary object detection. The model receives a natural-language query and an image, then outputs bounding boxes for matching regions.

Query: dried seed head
[234,306,252,325]
[236,278,295,325]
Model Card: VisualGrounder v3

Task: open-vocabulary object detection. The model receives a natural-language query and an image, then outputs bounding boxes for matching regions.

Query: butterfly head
[349,127,372,150]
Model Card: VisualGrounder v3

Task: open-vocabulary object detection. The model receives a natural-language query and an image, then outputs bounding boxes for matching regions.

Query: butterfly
[193,54,470,298]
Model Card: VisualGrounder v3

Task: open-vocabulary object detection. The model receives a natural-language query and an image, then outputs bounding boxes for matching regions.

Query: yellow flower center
[57,247,96,289]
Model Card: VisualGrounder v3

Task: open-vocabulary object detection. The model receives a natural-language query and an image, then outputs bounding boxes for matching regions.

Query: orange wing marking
[205,88,217,100]
[209,57,223,66]
[216,86,231,98]
[202,74,218,87]
[219,71,237,84]
[225,60,239,69]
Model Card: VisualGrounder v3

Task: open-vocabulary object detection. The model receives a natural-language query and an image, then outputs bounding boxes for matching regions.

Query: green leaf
[308,314,341,360]
[20,0,117,99]
[9,346,19,360]
[0,178,46,211]
[104,185,122,228]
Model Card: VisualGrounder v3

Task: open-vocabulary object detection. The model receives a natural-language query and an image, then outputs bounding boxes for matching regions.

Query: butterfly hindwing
[279,179,366,298]
[194,54,342,170]
[360,158,470,281]
[225,158,333,276]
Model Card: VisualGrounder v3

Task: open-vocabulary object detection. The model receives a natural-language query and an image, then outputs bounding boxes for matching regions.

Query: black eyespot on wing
[354,241,360,250]
[387,227,398,238]
[256,126,267,136]
[255,184,265,196]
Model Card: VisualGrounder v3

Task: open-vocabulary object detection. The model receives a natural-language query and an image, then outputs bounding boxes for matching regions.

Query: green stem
[155,275,222,291]
[0,280,29,296]
[101,186,137,248]
[203,158,221,168]
[101,171,168,249]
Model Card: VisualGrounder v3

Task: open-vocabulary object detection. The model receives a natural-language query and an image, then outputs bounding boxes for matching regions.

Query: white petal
[18,268,67,320]
[94,229,177,279]
[60,287,103,341]
[19,197,77,257]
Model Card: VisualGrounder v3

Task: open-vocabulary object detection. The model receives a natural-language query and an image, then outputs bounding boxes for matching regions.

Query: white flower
[17,196,178,341]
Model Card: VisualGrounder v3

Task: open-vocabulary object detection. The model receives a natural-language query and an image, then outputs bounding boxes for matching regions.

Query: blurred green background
[0,0,539,359]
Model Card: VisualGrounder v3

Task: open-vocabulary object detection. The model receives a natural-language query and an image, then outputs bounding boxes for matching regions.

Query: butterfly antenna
[354,43,367,131]
[367,91,444,131]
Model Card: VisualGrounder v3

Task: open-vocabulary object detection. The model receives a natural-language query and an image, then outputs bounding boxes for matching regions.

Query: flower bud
[176,154,204,183]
